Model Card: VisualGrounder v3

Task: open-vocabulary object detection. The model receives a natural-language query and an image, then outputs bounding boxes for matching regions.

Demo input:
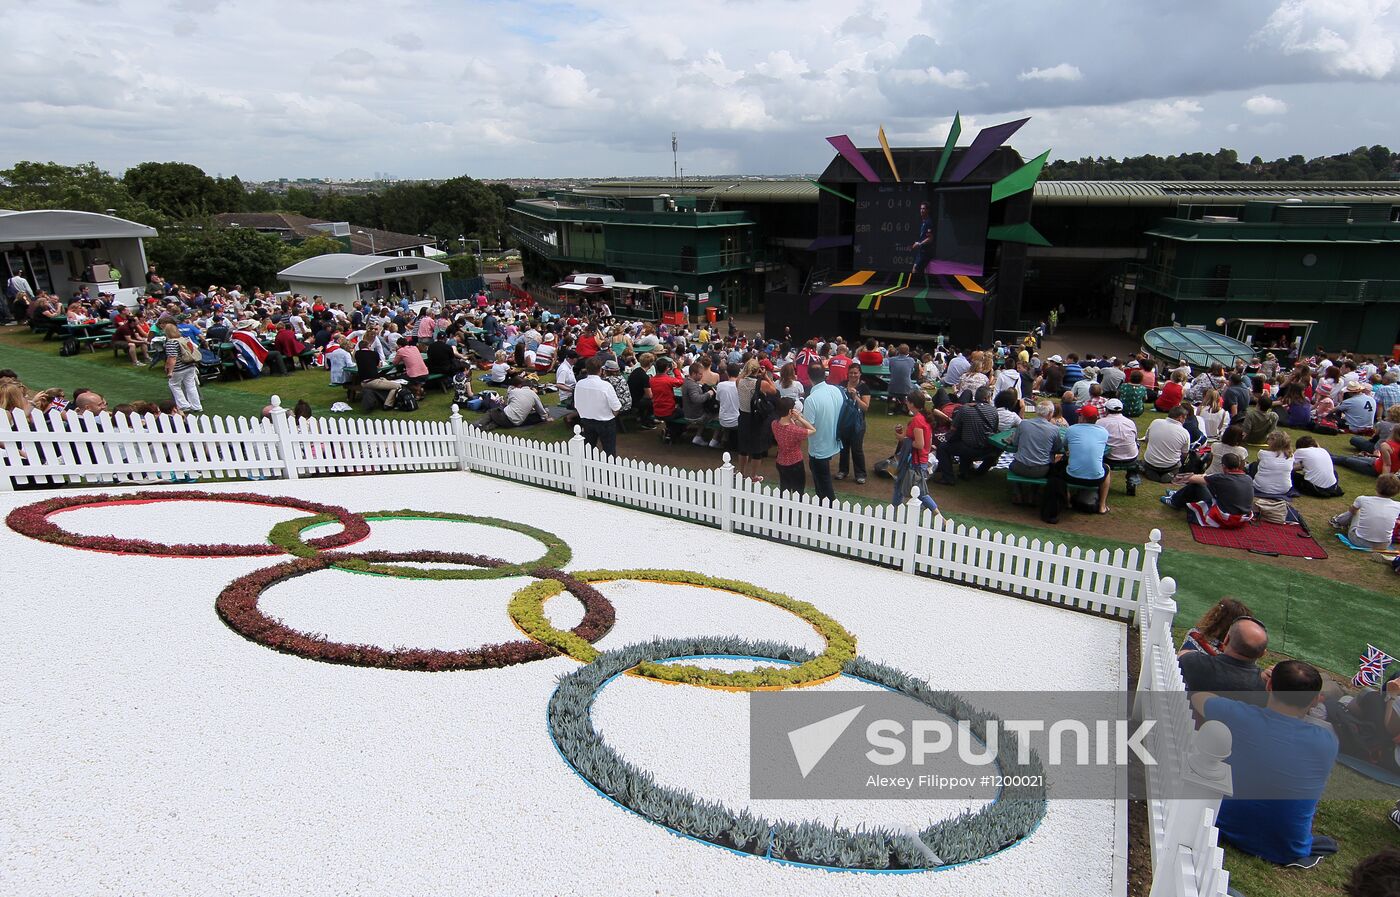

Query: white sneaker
[692,436,707,446]
[708,438,722,448]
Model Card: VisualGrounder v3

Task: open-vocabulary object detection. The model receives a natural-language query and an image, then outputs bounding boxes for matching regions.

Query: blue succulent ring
[546,636,1047,872]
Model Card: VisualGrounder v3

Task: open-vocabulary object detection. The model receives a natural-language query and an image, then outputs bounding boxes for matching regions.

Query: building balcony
[602,248,764,275]
[1136,267,1400,304]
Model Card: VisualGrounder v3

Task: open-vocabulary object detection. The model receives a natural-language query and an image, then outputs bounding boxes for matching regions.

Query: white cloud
[888,65,977,89]
[1017,63,1083,82]
[1243,94,1289,115]
[1146,98,1204,132]
[1258,0,1400,78]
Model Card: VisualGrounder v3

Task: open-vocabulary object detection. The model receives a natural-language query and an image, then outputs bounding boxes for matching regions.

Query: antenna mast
[672,132,679,181]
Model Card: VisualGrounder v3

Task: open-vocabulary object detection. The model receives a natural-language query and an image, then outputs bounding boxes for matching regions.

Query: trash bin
[706,306,717,323]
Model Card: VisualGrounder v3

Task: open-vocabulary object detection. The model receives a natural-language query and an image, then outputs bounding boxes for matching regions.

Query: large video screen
[851,182,989,276]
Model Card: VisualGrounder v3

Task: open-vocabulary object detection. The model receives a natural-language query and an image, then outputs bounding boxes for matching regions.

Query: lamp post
[355,229,377,255]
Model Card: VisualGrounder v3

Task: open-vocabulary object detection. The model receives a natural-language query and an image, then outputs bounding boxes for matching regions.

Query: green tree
[445,254,478,279]
[0,160,162,224]
[123,161,220,218]
[145,223,285,288]
[279,233,347,268]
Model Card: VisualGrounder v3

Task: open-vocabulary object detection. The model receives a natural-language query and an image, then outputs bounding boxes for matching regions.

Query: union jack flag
[1353,644,1396,689]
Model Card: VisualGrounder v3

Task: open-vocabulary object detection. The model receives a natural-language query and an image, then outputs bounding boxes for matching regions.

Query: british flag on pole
[1352,644,1396,689]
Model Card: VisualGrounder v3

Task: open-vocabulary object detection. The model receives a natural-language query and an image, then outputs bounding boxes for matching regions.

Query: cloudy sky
[4,0,1399,179]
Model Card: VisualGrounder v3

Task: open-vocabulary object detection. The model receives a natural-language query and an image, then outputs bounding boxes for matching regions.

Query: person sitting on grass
[1344,848,1400,897]
[1178,616,1268,702]
[1141,406,1192,482]
[1204,424,1250,476]
[1249,429,1297,498]
[1352,404,1400,455]
[1190,660,1338,869]
[479,375,546,431]
[1178,597,1255,656]
[1330,473,1400,550]
[1335,424,1400,478]
[1164,451,1255,529]
[1290,435,1344,498]
[1118,370,1148,418]
[1242,394,1280,444]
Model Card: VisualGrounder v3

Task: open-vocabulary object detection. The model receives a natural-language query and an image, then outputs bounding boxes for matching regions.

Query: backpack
[393,388,420,412]
[177,337,202,365]
[837,388,866,445]
[59,336,80,357]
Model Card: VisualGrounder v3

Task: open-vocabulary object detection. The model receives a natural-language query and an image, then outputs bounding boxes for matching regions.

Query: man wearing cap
[1060,403,1112,514]
[1339,381,1378,434]
[1097,398,1142,496]
[574,356,622,456]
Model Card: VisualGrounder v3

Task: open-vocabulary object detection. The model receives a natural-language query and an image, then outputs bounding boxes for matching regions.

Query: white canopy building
[277,253,449,306]
[0,209,156,306]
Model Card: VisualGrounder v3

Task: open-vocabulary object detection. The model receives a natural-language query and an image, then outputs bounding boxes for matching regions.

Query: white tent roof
[278,253,449,285]
[0,209,157,242]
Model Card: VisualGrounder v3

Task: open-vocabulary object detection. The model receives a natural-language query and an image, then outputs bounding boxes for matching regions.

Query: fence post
[568,424,587,498]
[900,486,922,574]
[718,452,734,532]
[1138,527,1163,628]
[450,404,470,472]
[266,395,298,481]
[0,409,14,492]
[1149,721,1233,897]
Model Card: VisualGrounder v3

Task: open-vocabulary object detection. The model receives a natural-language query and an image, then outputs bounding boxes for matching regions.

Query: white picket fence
[0,398,1230,897]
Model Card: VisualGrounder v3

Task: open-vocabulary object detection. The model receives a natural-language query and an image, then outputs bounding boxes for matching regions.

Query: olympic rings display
[548,636,1046,872]
[215,550,614,671]
[509,568,856,690]
[5,491,370,557]
[270,510,571,580]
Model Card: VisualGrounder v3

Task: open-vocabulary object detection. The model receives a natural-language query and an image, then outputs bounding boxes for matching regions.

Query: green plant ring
[509,568,856,690]
[271,510,571,580]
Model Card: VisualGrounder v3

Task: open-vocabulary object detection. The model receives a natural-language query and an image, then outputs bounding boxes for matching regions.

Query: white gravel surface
[0,472,1126,897]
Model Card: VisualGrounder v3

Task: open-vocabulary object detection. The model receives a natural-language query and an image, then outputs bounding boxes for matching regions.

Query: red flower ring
[4,491,371,558]
[215,550,615,671]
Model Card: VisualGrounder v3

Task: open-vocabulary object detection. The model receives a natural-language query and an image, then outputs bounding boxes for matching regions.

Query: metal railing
[1137,267,1400,303]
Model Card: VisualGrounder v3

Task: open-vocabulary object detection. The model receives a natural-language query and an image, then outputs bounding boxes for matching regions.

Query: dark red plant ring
[215,550,616,672]
[4,491,371,558]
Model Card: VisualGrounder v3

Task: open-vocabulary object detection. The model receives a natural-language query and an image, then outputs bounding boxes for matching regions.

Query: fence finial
[1148,528,1162,544]
[721,451,732,467]
[450,403,461,418]
[269,395,283,409]
[1187,720,1233,781]
[909,485,921,501]
[1159,576,1177,600]
[572,424,583,438]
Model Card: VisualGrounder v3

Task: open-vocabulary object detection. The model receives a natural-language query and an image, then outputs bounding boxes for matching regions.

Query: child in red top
[649,359,686,442]
[770,397,814,493]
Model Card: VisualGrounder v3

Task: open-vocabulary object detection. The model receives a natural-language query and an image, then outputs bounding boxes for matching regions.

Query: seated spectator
[993,388,1023,431]
[1190,660,1337,868]
[1291,435,1344,497]
[1058,403,1111,514]
[113,313,151,367]
[1335,426,1400,477]
[1279,383,1314,429]
[1179,597,1254,656]
[1142,406,1192,482]
[1196,388,1230,442]
[932,386,1002,484]
[603,359,633,414]
[1071,368,1096,404]
[1223,373,1253,420]
[627,352,656,428]
[1351,404,1400,455]
[425,336,465,376]
[1118,370,1148,418]
[325,340,353,386]
[1344,849,1400,897]
[1250,430,1297,497]
[555,349,579,408]
[1155,369,1186,413]
[1006,399,1064,478]
[1060,390,1080,426]
[681,360,718,447]
[1165,452,1256,529]
[1330,474,1400,550]
[1339,381,1379,434]
[480,376,546,430]
[393,340,430,390]
[1204,424,1250,476]
[487,350,511,385]
[649,357,687,443]
[1178,616,1268,699]
[1242,395,1280,444]
[273,322,307,369]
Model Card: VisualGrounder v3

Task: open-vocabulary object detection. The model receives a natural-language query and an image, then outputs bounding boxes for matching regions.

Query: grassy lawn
[6,324,1400,894]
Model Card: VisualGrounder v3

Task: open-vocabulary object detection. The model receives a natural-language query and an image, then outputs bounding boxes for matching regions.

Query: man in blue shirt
[1063,403,1111,513]
[1062,353,1085,389]
[1190,660,1338,868]
[803,363,844,503]
[1338,382,1378,433]
[910,202,933,274]
[887,344,917,414]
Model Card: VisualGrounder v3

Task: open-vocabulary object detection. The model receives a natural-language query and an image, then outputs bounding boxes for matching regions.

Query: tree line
[1041,146,1398,182]
[0,160,519,288]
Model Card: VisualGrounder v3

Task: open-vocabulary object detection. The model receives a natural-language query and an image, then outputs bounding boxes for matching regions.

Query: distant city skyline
[4,1,1398,181]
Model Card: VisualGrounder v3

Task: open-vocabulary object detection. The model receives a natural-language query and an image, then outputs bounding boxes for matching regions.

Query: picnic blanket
[1336,533,1400,554]
[1336,752,1400,788]
[1190,518,1328,559]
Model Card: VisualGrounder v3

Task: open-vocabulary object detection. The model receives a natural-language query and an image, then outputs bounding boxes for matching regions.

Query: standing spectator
[715,363,741,454]
[735,359,777,482]
[574,357,622,456]
[836,365,870,484]
[885,345,916,414]
[627,352,656,429]
[555,350,579,408]
[894,391,940,513]
[161,321,202,414]
[649,357,686,444]
[803,363,844,502]
[770,396,814,493]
